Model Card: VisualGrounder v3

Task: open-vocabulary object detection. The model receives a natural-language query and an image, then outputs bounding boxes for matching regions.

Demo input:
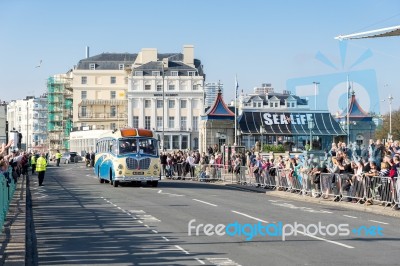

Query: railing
[0,167,17,234]
[78,113,126,119]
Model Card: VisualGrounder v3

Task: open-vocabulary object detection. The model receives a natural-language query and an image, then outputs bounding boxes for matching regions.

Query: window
[270,102,273,107]
[192,116,198,131]
[163,135,170,150]
[152,71,160,76]
[287,102,290,107]
[18,116,21,122]
[89,63,95,70]
[132,116,139,128]
[171,71,178,76]
[145,84,151,91]
[253,102,257,108]
[258,102,262,107]
[110,106,116,117]
[110,76,116,84]
[192,84,199,90]
[180,117,187,130]
[181,136,188,150]
[157,100,163,108]
[188,71,196,76]
[180,99,187,108]
[275,102,278,108]
[291,102,295,107]
[81,91,87,99]
[81,76,87,84]
[110,91,116,99]
[168,100,175,108]
[18,107,21,112]
[172,136,179,149]
[135,71,143,76]
[157,84,162,91]
[168,84,175,91]
[110,123,116,130]
[81,106,87,117]
[168,117,174,128]
[145,116,151,130]
[144,100,151,108]
[119,64,124,70]
[157,116,163,128]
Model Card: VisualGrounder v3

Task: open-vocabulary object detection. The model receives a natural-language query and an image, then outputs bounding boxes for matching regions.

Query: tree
[374,107,400,141]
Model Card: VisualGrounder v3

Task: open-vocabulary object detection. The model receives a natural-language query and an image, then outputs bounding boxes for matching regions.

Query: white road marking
[127,213,132,216]
[162,236,170,242]
[192,199,218,207]
[206,258,241,266]
[157,189,184,196]
[129,210,146,214]
[144,225,149,228]
[175,245,190,255]
[369,220,389,225]
[152,230,158,233]
[231,210,268,223]
[343,215,357,219]
[135,214,161,222]
[271,202,332,214]
[195,258,205,264]
[117,207,122,210]
[295,230,354,249]
[138,221,143,224]
[231,211,354,249]
[112,204,117,207]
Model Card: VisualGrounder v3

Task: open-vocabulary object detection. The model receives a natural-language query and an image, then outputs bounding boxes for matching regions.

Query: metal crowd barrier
[1,167,17,234]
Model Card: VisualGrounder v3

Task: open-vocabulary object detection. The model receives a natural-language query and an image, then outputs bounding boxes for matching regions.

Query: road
[30,163,400,266]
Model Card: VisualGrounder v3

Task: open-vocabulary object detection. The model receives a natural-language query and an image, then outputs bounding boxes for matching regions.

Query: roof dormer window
[89,63,96,70]
[188,71,196,76]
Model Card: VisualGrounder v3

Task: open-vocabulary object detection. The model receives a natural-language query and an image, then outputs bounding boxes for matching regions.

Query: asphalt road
[30,163,400,266]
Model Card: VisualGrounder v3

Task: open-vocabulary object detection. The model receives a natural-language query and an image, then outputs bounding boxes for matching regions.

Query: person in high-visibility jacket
[30,153,36,175]
[55,150,62,167]
[36,153,47,186]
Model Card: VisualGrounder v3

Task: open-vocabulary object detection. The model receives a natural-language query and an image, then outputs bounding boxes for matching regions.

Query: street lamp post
[26,101,29,151]
[313,82,320,110]
[260,126,264,152]
[308,117,314,151]
[161,62,165,151]
[388,94,394,141]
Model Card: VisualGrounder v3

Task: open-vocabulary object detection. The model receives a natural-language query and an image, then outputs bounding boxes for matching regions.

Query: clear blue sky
[1,0,399,115]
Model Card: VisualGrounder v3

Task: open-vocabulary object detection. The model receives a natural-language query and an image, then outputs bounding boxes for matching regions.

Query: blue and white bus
[94,128,160,187]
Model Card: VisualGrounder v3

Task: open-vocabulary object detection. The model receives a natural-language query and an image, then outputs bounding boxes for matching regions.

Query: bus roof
[98,128,155,139]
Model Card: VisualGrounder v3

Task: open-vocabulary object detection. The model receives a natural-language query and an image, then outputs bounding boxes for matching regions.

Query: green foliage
[374,107,400,141]
[263,144,285,152]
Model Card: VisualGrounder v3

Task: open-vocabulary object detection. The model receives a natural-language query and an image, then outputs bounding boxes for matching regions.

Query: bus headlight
[118,164,124,170]
[153,164,158,170]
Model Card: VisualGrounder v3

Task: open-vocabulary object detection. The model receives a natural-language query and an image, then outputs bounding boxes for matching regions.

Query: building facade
[204,82,223,108]
[7,96,48,151]
[71,52,135,131]
[0,102,6,144]
[47,74,73,153]
[127,45,205,151]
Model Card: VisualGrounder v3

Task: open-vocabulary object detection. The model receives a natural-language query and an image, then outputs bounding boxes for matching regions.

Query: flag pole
[346,75,350,145]
[234,75,238,146]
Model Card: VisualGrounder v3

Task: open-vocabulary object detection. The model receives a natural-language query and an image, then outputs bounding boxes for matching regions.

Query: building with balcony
[72,52,135,131]
[7,95,48,151]
[47,74,73,153]
[127,45,205,151]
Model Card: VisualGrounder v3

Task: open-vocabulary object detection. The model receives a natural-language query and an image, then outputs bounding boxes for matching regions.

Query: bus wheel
[151,181,158,187]
[113,181,119,187]
[99,178,104,184]
[109,169,113,185]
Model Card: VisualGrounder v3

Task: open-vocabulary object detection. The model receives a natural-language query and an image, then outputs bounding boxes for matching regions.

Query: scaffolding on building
[47,75,73,154]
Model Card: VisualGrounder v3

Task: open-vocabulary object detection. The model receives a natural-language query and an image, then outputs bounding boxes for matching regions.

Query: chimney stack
[86,46,90,58]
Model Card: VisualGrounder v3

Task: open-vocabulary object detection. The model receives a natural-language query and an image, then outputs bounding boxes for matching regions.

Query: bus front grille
[126,158,151,170]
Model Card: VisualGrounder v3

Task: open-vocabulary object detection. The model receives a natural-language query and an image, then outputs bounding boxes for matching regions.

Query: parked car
[61,152,82,164]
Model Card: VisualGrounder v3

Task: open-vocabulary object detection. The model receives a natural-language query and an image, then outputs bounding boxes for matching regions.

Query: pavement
[0,168,400,265]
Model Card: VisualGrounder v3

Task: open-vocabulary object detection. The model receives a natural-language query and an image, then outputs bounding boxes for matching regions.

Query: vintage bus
[94,128,160,187]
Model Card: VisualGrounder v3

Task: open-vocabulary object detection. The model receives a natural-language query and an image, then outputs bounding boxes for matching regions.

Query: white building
[204,82,223,108]
[0,102,7,144]
[127,45,205,151]
[7,96,48,151]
